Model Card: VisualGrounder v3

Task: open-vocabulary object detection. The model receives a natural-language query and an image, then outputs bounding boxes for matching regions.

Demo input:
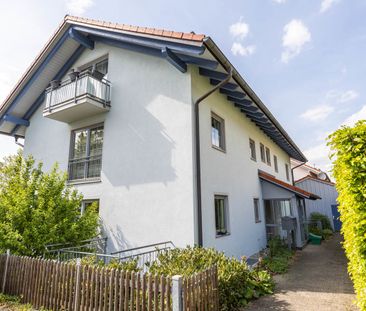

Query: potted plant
[68,69,80,81]
[50,80,60,90]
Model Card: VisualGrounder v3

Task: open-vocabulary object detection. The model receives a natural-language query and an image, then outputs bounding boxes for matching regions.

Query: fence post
[73,258,81,311]
[1,249,10,293]
[172,275,183,311]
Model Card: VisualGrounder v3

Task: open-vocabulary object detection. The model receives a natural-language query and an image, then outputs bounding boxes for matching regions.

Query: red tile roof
[259,171,321,200]
[65,15,206,42]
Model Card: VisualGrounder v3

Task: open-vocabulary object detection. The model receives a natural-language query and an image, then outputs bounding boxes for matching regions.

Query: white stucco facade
[22,40,304,258]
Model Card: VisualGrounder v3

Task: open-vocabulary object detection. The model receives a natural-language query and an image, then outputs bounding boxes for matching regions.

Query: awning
[259,171,321,200]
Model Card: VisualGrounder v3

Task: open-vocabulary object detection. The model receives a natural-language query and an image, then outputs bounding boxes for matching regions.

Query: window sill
[212,145,226,153]
[251,157,257,162]
[216,232,230,238]
[68,177,101,185]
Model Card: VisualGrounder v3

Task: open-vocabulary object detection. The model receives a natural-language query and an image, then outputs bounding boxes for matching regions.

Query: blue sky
[1,0,365,173]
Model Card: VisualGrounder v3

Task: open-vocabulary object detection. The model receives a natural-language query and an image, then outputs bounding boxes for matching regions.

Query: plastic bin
[309,233,322,245]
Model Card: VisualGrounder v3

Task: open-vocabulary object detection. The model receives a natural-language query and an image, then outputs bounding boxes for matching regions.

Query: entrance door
[264,199,292,240]
[331,204,342,231]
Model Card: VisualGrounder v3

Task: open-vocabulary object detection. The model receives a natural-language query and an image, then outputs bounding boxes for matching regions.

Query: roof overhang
[259,170,321,200]
[0,15,307,162]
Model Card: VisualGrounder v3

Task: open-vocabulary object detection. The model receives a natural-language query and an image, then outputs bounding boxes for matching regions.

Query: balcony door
[264,199,292,240]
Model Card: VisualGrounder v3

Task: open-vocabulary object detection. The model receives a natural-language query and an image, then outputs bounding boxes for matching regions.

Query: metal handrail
[45,237,107,253]
[111,241,175,256]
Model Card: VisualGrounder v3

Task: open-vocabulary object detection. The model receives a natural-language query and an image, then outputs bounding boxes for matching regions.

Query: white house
[0,16,319,258]
[291,159,340,231]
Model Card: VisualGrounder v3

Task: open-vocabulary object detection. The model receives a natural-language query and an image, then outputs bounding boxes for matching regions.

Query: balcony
[43,72,111,123]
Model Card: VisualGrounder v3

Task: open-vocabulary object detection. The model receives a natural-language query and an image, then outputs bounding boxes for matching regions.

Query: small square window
[285,163,290,181]
[249,139,256,161]
[214,195,229,236]
[254,198,261,223]
[265,147,271,166]
[211,113,225,151]
[274,155,278,173]
[260,143,266,162]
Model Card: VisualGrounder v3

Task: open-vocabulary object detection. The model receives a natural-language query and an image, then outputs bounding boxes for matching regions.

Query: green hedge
[310,212,332,230]
[328,120,366,310]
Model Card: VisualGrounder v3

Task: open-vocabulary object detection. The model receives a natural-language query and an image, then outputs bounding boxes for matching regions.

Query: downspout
[291,161,305,185]
[195,66,232,246]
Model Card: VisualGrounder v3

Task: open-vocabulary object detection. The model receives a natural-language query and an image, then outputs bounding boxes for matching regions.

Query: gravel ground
[245,233,358,311]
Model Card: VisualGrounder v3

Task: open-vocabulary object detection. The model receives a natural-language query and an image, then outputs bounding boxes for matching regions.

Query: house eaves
[0,15,307,162]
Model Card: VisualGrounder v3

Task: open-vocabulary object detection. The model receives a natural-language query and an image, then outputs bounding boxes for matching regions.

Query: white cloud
[273,0,286,3]
[231,43,256,56]
[65,0,95,15]
[304,143,332,174]
[229,19,250,40]
[342,105,366,127]
[320,0,339,13]
[281,19,311,63]
[301,105,334,121]
[326,89,359,103]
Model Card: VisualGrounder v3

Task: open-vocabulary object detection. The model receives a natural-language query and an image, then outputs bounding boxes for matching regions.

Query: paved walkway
[246,234,357,311]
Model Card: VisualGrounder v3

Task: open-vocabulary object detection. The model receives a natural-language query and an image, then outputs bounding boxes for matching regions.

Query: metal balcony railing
[45,72,111,111]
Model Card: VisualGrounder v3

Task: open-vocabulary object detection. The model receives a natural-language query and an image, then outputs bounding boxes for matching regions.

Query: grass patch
[0,293,47,311]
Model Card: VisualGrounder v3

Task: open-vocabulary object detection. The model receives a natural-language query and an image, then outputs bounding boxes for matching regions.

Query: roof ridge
[64,15,206,42]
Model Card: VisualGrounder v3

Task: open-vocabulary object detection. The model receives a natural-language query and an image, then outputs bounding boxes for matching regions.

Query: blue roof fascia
[73,25,205,55]
[219,88,246,99]
[210,79,238,90]
[161,47,187,73]
[0,30,71,127]
[69,28,94,49]
[2,114,30,127]
[10,44,86,135]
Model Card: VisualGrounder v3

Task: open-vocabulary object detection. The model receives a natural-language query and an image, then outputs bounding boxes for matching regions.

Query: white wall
[295,179,338,229]
[191,67,293,258]
[24,42,196,252]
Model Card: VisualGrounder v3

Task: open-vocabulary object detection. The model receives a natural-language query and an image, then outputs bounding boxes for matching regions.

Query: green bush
[0,153,99,256]
[328,120,366,310]
[322,229,333,240]
[148,246,274,310]
[262,237,294,274]
[310,212,332,230]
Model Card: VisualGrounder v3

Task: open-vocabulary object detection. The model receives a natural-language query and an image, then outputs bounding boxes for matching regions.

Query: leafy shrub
[148,246,274,310]
[262,237,294,274]
[73,255,141,272]
[0,153,99,256]
[328,120,366,310]
[322,229,333,240]
[310,212,332,230]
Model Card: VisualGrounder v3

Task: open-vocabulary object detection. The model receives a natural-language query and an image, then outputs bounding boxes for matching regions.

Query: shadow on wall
[102,63,193,187]
[101,223,133,254]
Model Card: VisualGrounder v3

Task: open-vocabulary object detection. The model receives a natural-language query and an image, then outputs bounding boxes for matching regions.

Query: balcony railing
[43,72,111,123]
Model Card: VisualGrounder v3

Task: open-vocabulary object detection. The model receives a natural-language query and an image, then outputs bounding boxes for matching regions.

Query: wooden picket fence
[0,253,219,311]
[182,266,219,311]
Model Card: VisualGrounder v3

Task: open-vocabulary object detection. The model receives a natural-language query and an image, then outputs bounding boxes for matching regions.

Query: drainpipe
[291,161,305,185]
[195,66,232,246]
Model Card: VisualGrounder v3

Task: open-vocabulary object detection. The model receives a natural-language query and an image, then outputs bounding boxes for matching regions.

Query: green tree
[328,120,366,310]
[0,152,99,256]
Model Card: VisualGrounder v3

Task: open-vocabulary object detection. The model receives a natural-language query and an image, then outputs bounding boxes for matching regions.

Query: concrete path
[246,233,358,311]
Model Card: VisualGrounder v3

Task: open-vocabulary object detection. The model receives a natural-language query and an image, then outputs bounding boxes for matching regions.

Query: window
[81,199,100,215]
[249,139,256,161]
[82,59,108,79]
[285,163,290,181]
[215,195,229,236]
[69,124,104,181]
[254,198,261,223]
[211,113,225,150]
[260,143,265,162]
[274,155,278,173]
[265,147,271,166]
